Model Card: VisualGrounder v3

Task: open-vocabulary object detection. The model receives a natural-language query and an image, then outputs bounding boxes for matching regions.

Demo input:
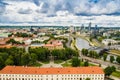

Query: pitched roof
[0,66,104,74]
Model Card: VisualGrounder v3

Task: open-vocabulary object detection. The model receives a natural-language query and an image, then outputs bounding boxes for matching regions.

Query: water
[76,38,91,50]
[76,37,117,62]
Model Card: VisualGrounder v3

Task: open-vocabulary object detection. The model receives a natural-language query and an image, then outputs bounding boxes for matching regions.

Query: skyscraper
[69,25,75,33]
[81,24,84,30]
[93,24,99,34]
[88,22,91,31]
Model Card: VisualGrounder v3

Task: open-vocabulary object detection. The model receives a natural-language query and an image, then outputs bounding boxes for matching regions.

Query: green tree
[84,60,89,66]
[21,53,30,65]
[72,57,80,67]
[82,48,88,56]
[98,37,103,42]
[31,53,38,64]
[5,58,14,65]
[111,66,116,72]
[0,56,4,69]
[99,64,101,67]
[108,43,111,46]
[89,37,92,41]
[85,78,91,80]
[116,56,120,64]
[29,47,50,61]
[104,66,116,76]
[110,56,115,63]
[103,54,107,61]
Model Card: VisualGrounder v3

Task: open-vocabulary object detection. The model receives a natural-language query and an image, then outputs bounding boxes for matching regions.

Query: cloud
[0,0,120,27]
[0,0,8,14]
[18,8,33,14]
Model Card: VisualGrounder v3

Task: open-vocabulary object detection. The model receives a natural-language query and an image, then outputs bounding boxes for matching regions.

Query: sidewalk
[110,75,120,80]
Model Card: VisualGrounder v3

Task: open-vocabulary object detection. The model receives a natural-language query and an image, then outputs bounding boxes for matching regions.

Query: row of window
[0,77,104,80]
[1,74,104,77]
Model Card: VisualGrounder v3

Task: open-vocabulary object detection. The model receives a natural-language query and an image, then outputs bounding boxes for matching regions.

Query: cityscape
[0,0,120,80]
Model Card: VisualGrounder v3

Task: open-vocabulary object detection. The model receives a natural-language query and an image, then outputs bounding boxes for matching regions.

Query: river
[76,37,117,62]
[76,38,91,50]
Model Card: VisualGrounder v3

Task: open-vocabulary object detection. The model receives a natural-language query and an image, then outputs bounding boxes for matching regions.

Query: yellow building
[0,66,104,80]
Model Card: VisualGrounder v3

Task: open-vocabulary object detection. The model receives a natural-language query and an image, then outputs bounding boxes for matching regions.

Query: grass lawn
[92,41,99,46]
[31,62,42,67]
[89,63,96,66]
[54,60,64,64]
[112,71,120,78]
[61,62,71,67]
[68,59,72,63]
[62,61,96,67]
[41,61,50,64]
[110,50,120,55]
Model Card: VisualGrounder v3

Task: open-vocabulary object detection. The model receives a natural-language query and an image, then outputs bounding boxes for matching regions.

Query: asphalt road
[66,36,72,48]
[79,52,120,70]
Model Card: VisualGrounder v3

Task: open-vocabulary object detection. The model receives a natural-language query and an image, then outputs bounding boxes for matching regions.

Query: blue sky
[0,0,120,26]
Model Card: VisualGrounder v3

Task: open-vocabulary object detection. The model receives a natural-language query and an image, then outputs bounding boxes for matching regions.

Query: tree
[104,66,116,76]
[88,50,98,58]
[5,58,14,65]
[103,54,107,61]
[89,37,92,41]
[29,47,50,61]
[31,53,38,64]
[21,53,30,65]
[84,60,89,66]
[99,64,101,67]
[85,78,91,80]
[108,43,111,46]
[104,66,112,76]
[110,56,115,63]
[111,66,116,72]
[116,56,120,64]
[0,56,4,69]
[72,57,80,67]
[82,48,88,56]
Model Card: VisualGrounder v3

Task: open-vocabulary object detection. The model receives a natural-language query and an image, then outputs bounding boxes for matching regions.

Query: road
[79,52,120,70]
[66,36,72,48]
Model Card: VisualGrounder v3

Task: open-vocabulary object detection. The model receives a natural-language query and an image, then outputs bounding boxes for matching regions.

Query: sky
[0,0,120,27]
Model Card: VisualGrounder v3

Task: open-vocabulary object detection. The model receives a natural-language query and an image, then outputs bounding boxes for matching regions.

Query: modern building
[0,66,104,80]
[88,22,91,31]
[94,25,99,33]
[69,26,75,33]
[81,24,84,31]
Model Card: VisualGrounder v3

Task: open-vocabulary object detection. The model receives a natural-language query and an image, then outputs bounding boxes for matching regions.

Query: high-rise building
[81,24,84,30]
[30,26,34,32]
[88,22,91,31]
[0,66,104,80]
[69,26,75,33]
[94,24,99,33]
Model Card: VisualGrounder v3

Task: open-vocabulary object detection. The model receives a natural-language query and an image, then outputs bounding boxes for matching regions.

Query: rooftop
[0,66,104,74]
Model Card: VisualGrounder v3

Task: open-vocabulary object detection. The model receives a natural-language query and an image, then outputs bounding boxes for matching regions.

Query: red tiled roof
[44,44,54,47]
[0,66,104,74]
[0,44,12,48]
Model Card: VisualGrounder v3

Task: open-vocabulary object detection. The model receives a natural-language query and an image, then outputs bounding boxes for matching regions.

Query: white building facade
[0,66,104,80]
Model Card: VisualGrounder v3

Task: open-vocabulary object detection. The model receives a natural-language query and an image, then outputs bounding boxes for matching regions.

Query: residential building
[102,39,117,46]
[32,37,49,42]
[0,66,104,80]
[24,39,32,45]
[30,43,45,48]
[44,40,63,50]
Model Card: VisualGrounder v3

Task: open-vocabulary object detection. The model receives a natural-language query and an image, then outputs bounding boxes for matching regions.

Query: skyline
[0,0,120,27]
